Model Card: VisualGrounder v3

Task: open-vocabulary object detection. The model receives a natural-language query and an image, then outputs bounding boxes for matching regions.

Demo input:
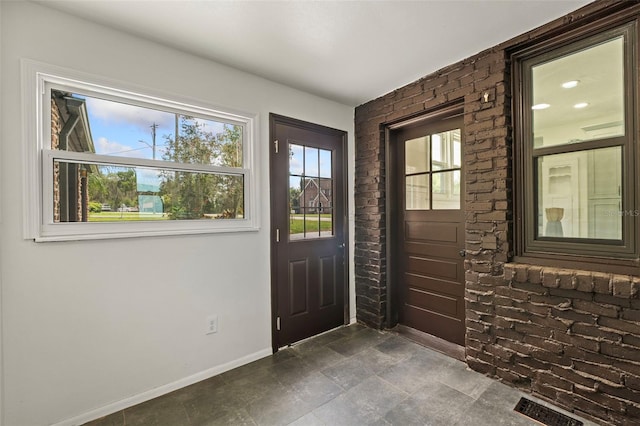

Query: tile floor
[85,324,597,426]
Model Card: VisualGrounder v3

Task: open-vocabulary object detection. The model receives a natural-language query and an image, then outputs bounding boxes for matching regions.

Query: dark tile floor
[85,324,597,426]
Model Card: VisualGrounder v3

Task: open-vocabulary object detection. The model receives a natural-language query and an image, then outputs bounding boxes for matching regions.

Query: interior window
[515,22,637,264]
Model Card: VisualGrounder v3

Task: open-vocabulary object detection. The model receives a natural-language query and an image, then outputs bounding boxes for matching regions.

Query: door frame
[384,101,465,330]
[269,113,350,352]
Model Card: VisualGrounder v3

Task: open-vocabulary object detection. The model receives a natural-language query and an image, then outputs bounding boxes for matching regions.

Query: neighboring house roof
[53,92,96,154]
[301,178,331,206]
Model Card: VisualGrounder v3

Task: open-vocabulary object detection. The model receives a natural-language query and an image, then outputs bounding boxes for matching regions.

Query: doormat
[514,397,583,426]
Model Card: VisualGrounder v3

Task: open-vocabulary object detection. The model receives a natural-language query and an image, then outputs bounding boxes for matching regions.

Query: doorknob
[338,243,345,249]
[459,249,466,257]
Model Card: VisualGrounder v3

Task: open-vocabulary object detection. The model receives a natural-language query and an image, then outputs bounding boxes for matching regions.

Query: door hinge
[276,317,281,331]
[276,228,280,242]
[274,139,279,153]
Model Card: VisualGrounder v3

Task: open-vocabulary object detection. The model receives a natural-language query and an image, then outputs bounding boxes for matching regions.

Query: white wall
[0,2,355,425]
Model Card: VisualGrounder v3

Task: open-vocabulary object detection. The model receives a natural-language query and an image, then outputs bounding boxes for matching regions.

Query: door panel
[396,115,465,346]
[270,114,348,349]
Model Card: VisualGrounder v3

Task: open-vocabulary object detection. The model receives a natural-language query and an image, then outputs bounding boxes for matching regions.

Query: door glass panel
[432,170,461,210]
[305,147,319,177]
[537,146,621,240]
[405,136,430,174]
[404,127,462,211]
[532,36,624,148]
[432,129,461,170]
[319,149,332,178]
[289,143,334,240]
[289,144,304,175]
[406,174,430,210]
[289,175,303,216]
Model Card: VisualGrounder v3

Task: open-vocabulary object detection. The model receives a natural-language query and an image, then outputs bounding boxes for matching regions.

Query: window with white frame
[23,61,258,241]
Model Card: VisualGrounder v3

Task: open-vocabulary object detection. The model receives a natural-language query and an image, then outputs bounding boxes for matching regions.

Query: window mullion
[531,136,627,157]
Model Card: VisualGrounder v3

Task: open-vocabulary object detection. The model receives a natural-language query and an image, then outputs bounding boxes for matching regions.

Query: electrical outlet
[206,315,218,335]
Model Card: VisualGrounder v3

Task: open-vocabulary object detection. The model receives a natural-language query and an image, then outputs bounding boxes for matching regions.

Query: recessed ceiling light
[562,80,580,89]
[532,103,551,110]
[574,102,589,109]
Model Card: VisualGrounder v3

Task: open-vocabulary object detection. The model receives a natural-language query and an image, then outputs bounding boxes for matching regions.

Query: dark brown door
[396,115,465,346]
[270,114,348,349]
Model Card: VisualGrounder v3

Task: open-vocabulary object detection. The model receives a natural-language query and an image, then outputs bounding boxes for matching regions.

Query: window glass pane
[432,170,461,210]
[319,149,332,178]
[53,160,243,223]
[289,175,303,216]
[432,129,461,170]
[51,89,243,167]
[289,144,304,175]
[290,208,333,240]
[406,174,430,210]
[537,147,621,240]
[405,136,429,174]
[532,36,624,148]
[305,147,319,177]
[290,145,333,240]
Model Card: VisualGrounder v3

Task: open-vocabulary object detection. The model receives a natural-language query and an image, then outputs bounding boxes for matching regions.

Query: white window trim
[21,59,260,241]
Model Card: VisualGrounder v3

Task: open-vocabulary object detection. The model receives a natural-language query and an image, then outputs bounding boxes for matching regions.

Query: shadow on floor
[85,324,597,426]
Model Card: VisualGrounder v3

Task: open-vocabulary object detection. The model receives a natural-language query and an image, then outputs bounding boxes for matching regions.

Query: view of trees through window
[51,89,244,222]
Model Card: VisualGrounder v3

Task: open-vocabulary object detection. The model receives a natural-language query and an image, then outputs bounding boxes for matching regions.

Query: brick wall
[477,264,640,424]
[51,99,61,223]
[354,1,639,424]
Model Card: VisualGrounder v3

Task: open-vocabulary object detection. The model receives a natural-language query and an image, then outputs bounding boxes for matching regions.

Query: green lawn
[88,212,168,222]
[290,218,332,234]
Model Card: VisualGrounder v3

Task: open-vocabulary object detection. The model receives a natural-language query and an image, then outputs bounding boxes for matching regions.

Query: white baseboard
[53,347,273,426]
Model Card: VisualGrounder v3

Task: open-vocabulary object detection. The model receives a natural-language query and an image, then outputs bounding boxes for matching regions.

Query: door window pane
[405,136,430,174]
[432,170,461,210]
[537,147,622,240]
[305,147,319,177]
[532,36,625,148]
[319,149,332,178]
[406,174,430,210]
[404,128,462,211]
[289,143,334,240]
[431,129,461,170]
[289,144,304,175]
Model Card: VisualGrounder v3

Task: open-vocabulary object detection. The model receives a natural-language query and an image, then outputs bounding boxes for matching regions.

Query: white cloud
[96,137,149,159]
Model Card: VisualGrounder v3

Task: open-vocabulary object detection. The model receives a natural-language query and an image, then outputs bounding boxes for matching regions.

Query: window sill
[34,221,260,242]
[504,262,640,299]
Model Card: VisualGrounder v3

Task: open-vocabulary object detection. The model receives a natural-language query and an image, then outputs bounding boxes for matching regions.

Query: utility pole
[150,123,158,160]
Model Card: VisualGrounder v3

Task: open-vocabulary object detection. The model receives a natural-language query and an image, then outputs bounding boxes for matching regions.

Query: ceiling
[37,0,593,106]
